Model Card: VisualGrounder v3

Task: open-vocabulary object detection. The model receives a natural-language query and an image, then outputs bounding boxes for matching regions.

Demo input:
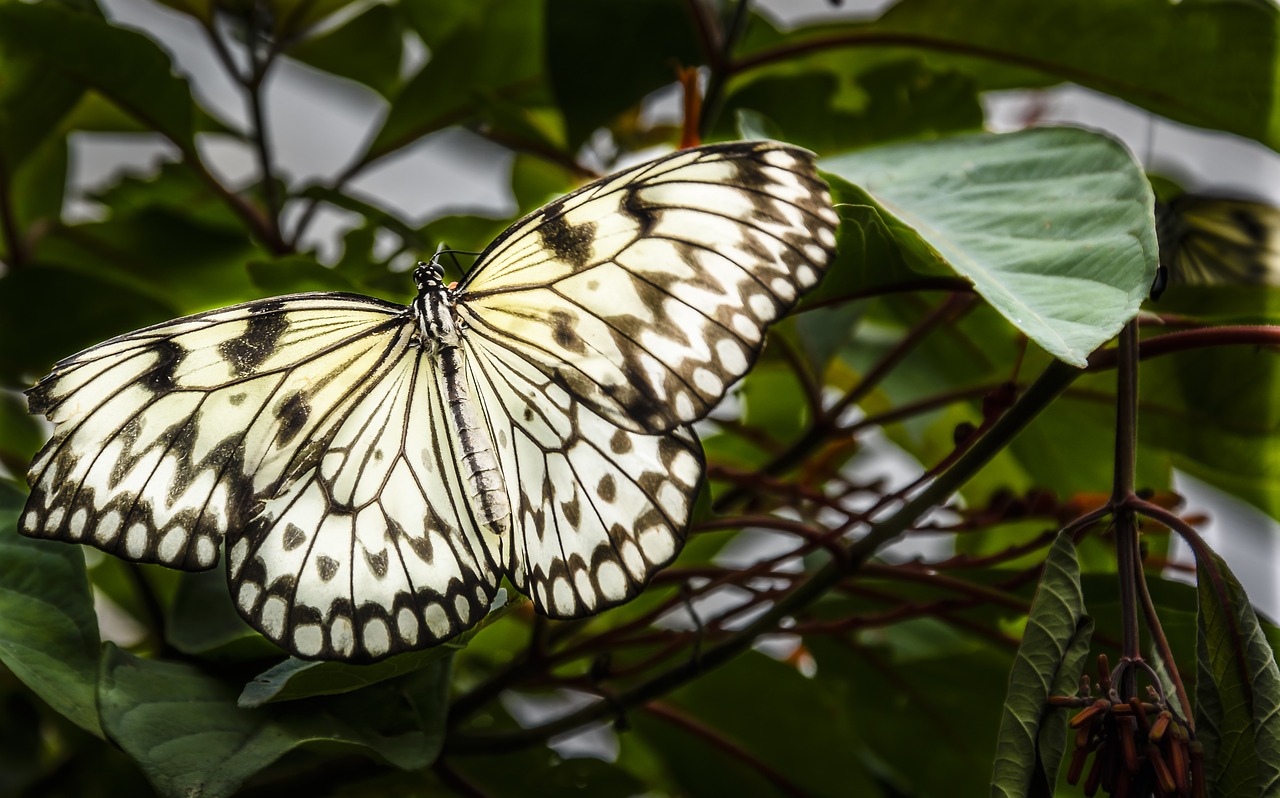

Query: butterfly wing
[228,346,501,661]
[1157,195,1280,287]
[462,335,703,618]
[456,141,840,434]
[21,294,412,570]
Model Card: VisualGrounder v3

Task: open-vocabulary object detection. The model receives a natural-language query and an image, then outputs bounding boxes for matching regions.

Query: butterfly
[1154,193,1280,293]
[19,141,839,662]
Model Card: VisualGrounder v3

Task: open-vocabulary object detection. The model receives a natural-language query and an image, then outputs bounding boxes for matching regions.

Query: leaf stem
[1112,321,1142,674]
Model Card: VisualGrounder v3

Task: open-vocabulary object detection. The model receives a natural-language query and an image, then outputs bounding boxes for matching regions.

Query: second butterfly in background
[1154,190,1280,293]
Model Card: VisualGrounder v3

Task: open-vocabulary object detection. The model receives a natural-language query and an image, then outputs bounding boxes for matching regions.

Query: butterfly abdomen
[416,273,512,539]
[439,343,512,537]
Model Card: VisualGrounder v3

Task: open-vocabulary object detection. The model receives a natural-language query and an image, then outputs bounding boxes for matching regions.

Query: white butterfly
[20,141,839,662]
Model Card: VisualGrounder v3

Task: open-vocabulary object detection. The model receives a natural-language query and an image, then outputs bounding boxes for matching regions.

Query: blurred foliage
[0,0,1278,796]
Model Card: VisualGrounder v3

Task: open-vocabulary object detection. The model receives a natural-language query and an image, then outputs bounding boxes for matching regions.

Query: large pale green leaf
[0,3,198,151]
[821,128,1157,367]
[990,531,1093,797]
[0,482,102,737]
[1195,552,1280,798]
[98,646,439,798]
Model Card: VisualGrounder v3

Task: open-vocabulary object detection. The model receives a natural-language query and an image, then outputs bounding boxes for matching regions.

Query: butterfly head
[413,259,446,292]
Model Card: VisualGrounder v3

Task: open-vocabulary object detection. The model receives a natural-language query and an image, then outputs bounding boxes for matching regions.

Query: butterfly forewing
[229,347,502,661]
[22,295,408,571]
[456,141,840,434]
[462,336,703,618]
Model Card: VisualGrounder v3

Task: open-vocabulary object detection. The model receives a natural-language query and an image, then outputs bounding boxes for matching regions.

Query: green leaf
[31,204,261,317]
[371,0,545,157]
[990,531,1093,797]
[1142,343,1280,523]
[7,124,68,240]
[630,650,880,795]
[809,624,1017,795]
[0,28,83,168]
[802,175,928,305]
[0,481,103,737]
[821,128,1157,367]
[546,0,701,148]
[239,594,525,707]
[0,3,198,151]
[288,3,405,97]
[0,390,43,477]
[98,645,438,798]
[738,360,809,444]
[247,255,357,294]
[717,58,982,153]
[166,570,279,659]
[735,0,1280,151]
[1195,551,1280,797]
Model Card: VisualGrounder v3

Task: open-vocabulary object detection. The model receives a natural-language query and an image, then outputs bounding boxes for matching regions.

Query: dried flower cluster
[1050,655,1202,797]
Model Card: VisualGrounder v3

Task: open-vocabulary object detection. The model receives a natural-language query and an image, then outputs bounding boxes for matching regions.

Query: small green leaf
[0,482,103,737]
[821,128,1157,367]
[1195,551,1280,797]
[990,531,1092,797]
[99,645,438,798]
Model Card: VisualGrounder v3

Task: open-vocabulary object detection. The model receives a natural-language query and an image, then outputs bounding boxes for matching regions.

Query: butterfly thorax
[412,260,461,352]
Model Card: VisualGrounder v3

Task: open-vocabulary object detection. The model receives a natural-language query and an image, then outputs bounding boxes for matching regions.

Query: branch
[1085,326,1280,371]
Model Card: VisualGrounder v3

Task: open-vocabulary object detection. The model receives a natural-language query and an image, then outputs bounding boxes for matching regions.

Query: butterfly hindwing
[22,294,408,570]
[457,141,840,434]
[229,347,502,661]
[462,336,703,618]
